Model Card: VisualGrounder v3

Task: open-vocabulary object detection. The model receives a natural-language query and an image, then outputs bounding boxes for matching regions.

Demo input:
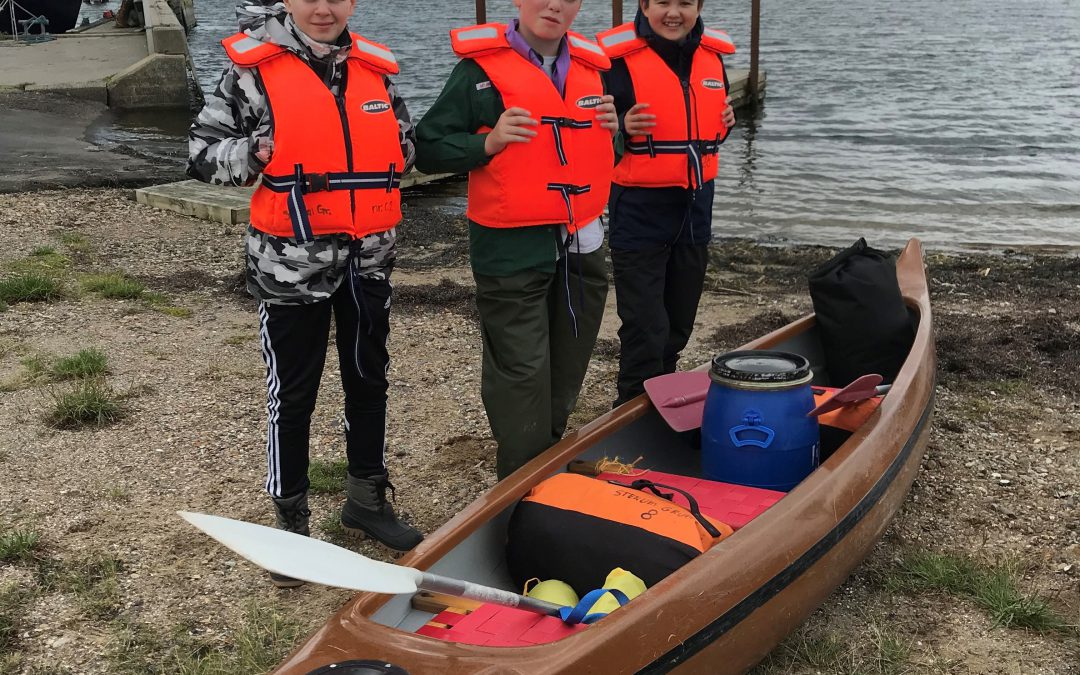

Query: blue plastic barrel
[701,351,820,492]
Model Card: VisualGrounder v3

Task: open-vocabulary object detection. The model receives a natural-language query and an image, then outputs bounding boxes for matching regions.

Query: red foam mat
[416,603,588,646]
[596,469,784,530]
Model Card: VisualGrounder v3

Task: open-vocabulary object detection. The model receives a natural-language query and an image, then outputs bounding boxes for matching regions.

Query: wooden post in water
[613,0,622,26]
[476,0,486,24]
[748,0,761,106]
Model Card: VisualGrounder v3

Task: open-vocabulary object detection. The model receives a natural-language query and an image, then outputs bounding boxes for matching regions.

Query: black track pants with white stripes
[257,277,392,499]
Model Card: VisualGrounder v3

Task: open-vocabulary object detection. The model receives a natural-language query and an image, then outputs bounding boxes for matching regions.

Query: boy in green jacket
[417,0,618,479]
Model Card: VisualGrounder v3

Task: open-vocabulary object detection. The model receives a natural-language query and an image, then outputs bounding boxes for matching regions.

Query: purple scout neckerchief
[505,19,570,96]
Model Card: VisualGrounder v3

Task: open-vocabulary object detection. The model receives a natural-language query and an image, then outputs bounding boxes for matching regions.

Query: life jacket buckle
[304,173,331,193]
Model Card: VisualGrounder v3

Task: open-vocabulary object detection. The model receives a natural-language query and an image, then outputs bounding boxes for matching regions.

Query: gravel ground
[0,188,1077,674]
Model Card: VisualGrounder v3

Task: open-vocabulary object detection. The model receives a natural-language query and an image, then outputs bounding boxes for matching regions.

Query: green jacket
[416,59,618,277]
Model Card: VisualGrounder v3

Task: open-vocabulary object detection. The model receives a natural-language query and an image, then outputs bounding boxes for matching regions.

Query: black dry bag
[808,238,915,386]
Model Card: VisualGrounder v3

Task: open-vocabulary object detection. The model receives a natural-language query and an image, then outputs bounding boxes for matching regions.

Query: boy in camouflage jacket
[188,0,422,587]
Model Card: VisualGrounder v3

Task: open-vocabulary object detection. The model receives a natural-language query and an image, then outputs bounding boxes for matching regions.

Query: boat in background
[1,0,82,34]
[275,239,936,674]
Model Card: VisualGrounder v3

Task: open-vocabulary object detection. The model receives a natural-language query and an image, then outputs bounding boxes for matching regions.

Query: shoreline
[3,90,1079,256]
[0,187,1077,673]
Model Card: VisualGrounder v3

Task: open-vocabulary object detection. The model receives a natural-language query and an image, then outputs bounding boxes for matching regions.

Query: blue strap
[558,587,630,625]
[287,163,314,243]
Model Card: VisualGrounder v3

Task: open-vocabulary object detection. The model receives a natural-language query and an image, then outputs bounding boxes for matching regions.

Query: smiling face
[282,0,356,43]
[640,0,702,42]
[513,0,582,56]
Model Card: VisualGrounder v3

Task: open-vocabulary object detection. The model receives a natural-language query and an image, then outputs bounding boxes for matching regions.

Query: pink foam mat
[416,603,588,646]
[596,469,784,530]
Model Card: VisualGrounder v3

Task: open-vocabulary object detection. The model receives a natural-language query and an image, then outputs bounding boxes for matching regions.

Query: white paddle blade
[178,511,421,594]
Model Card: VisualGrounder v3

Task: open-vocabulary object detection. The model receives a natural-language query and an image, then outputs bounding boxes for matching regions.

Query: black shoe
[269,492,311,588]
[268,570,306,589]
[340,472,423,552]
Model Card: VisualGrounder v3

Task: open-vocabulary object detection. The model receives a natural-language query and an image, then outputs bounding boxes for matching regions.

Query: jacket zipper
[335,94,356,222]
[680,77,694,189]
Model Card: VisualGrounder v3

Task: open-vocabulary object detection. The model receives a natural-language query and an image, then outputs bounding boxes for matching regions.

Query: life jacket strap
[262,167,403,194]
[264,163,403,242]
[624,138,722,156]
[546,182,591,224]
[541,116,594,166]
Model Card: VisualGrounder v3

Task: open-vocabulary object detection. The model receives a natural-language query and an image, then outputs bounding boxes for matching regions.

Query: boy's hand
[723,106,736,129]
[596,95,618,137]
[253,137,274,164]
[624,103,657,136]
[484,107,538,156]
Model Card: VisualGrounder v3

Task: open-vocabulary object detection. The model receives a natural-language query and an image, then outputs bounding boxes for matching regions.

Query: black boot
[269,492,310,588]
[340,472,423,551]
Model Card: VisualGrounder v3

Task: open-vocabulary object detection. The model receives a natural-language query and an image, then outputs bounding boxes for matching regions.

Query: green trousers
[473,248,609,479]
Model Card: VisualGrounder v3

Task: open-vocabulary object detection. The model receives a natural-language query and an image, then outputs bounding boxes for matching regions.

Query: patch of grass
[38,553,123,621]
[156,305,193,318]
[888,550,1070,632]
[754,620,916,675]
[105,486,131,503]
[0,273,61,304]
[0,653,24,674]
[0,583,35,657]
[81,273,145,300]
[10,250,69,277]
[0,528,41,564]
[974,561,1068,632]
[58,232,92,255]
[224,600,306,672]
[0,338,25,359]
[318,509,350,546]
[0,300,6,313]
[19,354,50,381]
[45,377,125,429]
[224,334,251,346]
[109,600,303,675]
[866,621,912,675]
[308,459,348,495]
[52,348,108,380]
[886,550,977,595]
[143,292,193,318]
[754,632,854,674]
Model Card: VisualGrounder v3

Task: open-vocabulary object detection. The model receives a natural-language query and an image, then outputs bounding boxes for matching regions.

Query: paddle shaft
[659,389,708,408]
[419,572,563,617]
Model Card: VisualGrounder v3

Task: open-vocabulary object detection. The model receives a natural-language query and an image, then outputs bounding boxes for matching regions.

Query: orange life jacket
[450,24,614,233]
[223,32,405,242]
[597,23,735,189]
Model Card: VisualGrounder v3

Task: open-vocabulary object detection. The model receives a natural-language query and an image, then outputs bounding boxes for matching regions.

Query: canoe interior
[371,318,901,636]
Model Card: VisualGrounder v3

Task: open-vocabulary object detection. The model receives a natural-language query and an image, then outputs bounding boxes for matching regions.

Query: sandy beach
[0,186,1077,673]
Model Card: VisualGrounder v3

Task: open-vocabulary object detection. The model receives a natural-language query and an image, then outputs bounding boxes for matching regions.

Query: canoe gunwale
[275,240,935,675]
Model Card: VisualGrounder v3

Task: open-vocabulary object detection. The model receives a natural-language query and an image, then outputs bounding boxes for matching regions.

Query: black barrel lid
[710,350,811,384]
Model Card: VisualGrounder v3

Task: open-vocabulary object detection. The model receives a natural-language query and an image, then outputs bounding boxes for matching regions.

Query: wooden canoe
[275,238,935,674]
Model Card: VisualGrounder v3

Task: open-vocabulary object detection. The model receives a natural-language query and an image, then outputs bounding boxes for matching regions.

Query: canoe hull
[275,240,935,675]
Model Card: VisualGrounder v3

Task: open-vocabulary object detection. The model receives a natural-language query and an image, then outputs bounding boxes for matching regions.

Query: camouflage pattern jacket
[188,10,415,303]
